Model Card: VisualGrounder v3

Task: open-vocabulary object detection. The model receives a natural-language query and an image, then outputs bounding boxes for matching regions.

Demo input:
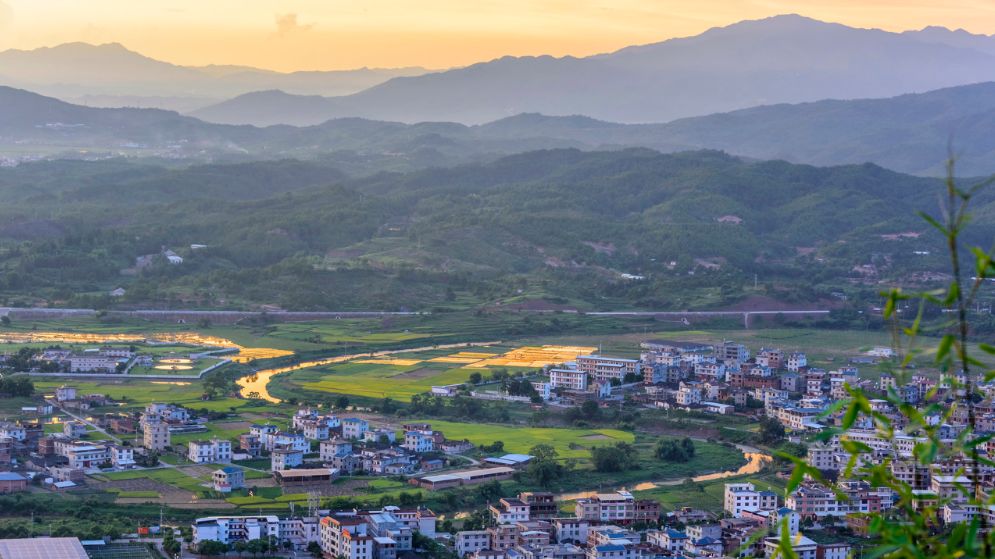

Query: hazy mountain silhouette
[0,42,428,111]
[10,80,995,176]
[191,14,995,126]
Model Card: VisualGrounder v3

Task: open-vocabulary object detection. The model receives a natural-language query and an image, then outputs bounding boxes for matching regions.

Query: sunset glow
[2,0,993,71]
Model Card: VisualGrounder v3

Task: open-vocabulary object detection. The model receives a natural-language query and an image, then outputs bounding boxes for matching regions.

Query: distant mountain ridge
[9,81,995,176]
[0,42,429,111]
[191,14,995,126]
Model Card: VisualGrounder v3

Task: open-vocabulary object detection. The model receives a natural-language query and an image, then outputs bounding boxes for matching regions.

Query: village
[0,330,990,558]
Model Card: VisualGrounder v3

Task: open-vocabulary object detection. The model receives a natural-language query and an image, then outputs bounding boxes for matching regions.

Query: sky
[1,0,994,72]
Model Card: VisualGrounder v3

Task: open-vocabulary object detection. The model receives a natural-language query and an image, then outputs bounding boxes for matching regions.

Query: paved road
[51,401,122,444]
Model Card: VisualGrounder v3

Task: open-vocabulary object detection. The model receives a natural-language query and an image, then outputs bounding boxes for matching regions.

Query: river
[236,341,502,403]
[557,444,772,501]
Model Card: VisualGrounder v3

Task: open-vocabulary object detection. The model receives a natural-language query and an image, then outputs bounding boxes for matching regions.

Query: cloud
[275,13,314,35]
[0,1,13,30]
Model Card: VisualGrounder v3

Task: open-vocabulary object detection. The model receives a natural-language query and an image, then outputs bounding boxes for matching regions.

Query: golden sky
[1,0,994,72]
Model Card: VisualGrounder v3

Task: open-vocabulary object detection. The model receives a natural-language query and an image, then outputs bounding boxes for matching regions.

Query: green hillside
[0,148,976,311]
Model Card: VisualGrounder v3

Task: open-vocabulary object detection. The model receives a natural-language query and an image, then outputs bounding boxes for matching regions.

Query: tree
[757,417,785,445]
[335,396,350,410]
[591,442,639,472]
[195,540,228,557]
[579,400,600,419]
[527,444,563,487]
[469,372,483,384]
[0,316,9,326]
[778,163,995,559]
[655,438,695,462]
[307,541,323,558]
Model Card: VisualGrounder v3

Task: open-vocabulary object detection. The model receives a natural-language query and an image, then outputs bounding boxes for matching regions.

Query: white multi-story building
[676,382,702,406]
[0,423,26,442]
[548,369,588,391]
[343,418,370,440]
[456,530,490,557]
[272,448,304,471]
[188,438,232,464]
[786,353,808,372]
[55,385,77,402]
[724,483,779,517]
[576,356,641,382]
[320,439,353,462]
[261,431,308,453]
[109,444,135,468]
[320,516,376,559]
[193,515,281,545]
[403,431,435,453]
[66,444,110,469]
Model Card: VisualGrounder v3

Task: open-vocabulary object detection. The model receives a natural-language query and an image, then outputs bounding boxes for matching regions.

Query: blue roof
[0,472,25,481]
[596,545,625,552]
[666,529,688,538]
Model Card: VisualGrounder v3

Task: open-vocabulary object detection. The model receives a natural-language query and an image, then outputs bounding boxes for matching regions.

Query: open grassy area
[96,467,207,494]
[408,419,635,459]
[634,471,785,513]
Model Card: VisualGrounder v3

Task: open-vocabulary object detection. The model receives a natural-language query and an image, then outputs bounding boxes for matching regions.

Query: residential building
[193,515,281,545]
[724,483,779,517]
[272,448,305,471]
[213,466,245,493]
[456,530,491,557]
[549,369,588,391]
[576,356,641,382]
[403,430,435,453]
[343,418,370,440]
[188,438,232,464]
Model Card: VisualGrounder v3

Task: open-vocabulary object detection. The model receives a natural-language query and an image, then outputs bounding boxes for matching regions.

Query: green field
[97,467,207,494]
[411,419,635,459]
[634,471,785,513]
[282,361,494,402]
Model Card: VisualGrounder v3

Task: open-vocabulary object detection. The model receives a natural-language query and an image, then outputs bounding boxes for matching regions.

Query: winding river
[236,341,502,403]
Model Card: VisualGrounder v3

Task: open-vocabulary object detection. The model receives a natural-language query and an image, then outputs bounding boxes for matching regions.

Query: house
[0,423,26,442]
[320,438,353,462]
[763,534,818,559]
[142,421,170,451]
[364,428,397,445]
[55,386,78,402]
[0,472,27,493]
[342,418,369,440]
[213,466,245,493]
[63,420,87,439]
[724,483,779,517]
[489,498,530,524]
[194,515,281,545]
[188,439,232,464]
[456,530,491,557]
[109,445,135,468]
[548,369,588,391]
[576,356,641,383]
[66,444,110,469]
[272,448,305,471]
[239,434,261,457]
[109,287,127,297]
[403,431,435,453]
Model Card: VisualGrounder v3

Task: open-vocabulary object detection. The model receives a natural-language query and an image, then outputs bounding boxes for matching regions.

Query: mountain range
[188,15,995,126]
[7,80,995,176]
[0,42,428,112]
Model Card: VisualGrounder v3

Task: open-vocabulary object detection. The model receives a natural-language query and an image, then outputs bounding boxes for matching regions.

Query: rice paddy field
[267,344,594,402]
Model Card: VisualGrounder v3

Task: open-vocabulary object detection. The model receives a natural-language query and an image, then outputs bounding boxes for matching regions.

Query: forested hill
[0,149,975,311]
